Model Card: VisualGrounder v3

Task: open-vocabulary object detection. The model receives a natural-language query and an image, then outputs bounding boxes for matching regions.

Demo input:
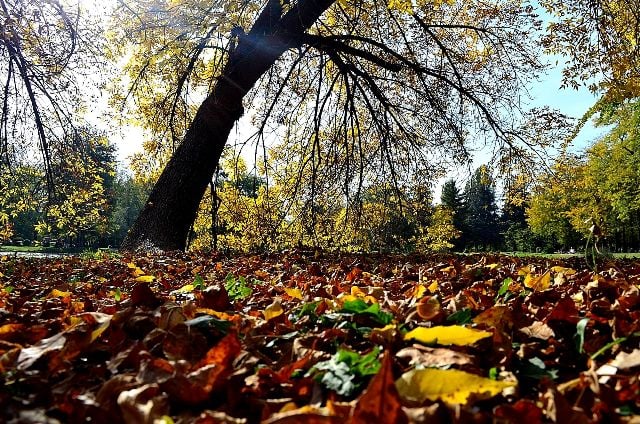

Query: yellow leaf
[551,266,576,276]
[395,368,516,405]
[126,262,137,269]
[135,275,155,283]
[485,263,500,270]
[524,271,551,291]
[132,268,145,277]
[427,280,439,293]
[173,284,194,293]
[264,299,284,321]
[351,286,367,297]
[284,287,303,300]
[404,325,492,346]
[411,284,427,298]
[49,289,71,298]
[518,266,531,276]
[369,324,397,343]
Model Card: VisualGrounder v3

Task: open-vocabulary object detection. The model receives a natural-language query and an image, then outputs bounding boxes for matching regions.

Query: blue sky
[529,65,607,152]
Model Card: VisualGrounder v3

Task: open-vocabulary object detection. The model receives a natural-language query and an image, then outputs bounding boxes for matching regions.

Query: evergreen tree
[440,179,466,250]
[463,165,500,250]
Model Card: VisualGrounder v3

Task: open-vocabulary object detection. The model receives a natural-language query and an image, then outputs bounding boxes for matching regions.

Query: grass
[504,251,640,259]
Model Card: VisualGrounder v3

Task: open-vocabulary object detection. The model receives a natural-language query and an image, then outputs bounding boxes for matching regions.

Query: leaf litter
[0,251,639,423]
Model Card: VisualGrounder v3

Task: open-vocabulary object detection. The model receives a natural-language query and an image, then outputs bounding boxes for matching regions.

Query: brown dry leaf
[350,352,408,424]
[473,305,514,332]
[198,332,242,369]
[0,323,24,341]
[117,383,169,424]
[263,405,344,424]
[519,321,555,340]
[16,332,66,370]
[396,345,475,368]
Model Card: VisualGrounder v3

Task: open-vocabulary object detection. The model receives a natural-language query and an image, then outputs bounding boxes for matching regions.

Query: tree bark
[122,0,335,251]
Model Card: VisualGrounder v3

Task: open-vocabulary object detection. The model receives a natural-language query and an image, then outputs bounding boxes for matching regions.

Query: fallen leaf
[350,353,408,424]
[395,368,516,405]
[117,384,169,423]
[404,325,492,346]
[16,332,66,370]
[396,345,474,368]
[48,289,71,299]
[264,298,284,321]
[285,287,303,300]
[524,271,551,291]
[416,296,441,321]
[135,275,155,283]
[519,321,555,340]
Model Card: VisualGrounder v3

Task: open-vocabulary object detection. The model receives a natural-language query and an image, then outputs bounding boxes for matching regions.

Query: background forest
[1,0,639,254]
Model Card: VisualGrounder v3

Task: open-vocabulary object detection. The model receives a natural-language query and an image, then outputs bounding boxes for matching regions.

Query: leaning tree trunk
[121,0,336,251]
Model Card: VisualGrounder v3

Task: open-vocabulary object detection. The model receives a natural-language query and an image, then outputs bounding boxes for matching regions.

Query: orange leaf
[350,352,408,424]
[198,332,242,369]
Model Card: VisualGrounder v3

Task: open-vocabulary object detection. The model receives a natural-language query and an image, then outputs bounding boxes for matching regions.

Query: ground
[0,250,639,423]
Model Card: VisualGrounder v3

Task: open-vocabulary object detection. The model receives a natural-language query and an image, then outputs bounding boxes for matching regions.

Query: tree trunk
[122,0,335,251]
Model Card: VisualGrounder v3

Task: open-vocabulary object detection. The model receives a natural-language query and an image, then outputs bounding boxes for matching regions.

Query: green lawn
[0,245,73,254]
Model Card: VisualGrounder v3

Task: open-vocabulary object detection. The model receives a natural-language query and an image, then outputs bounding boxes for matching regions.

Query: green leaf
[340,299,393,325]
[446,308,472,324]
[497,277,512,297]
[113,287,122,302]
[184,315,231,333]
[193,274,205,290]
[309,347,381,396]
[224,273,252,301]
[575,317,589,354]
[520,357,558,380]
[4,285,14,294]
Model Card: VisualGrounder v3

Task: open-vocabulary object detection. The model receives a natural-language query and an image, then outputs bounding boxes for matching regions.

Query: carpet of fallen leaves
[1,250,639,423]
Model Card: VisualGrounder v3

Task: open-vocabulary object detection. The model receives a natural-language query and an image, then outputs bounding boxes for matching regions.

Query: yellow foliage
[388,0,413,13]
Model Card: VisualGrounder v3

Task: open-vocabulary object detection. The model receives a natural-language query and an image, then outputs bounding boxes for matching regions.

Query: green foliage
[224,273,253,301]
[528,100,640,252]
[309,347,381,396]
[339,299,394,326]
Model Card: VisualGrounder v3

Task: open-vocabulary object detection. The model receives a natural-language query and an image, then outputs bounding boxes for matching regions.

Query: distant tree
[107,174,150,247]
[527,155,590,250]
[38,128,117,247]
[500,180,538,252]
[440,179,465,249]
[415,205,460,252]
[462,165,500,250]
